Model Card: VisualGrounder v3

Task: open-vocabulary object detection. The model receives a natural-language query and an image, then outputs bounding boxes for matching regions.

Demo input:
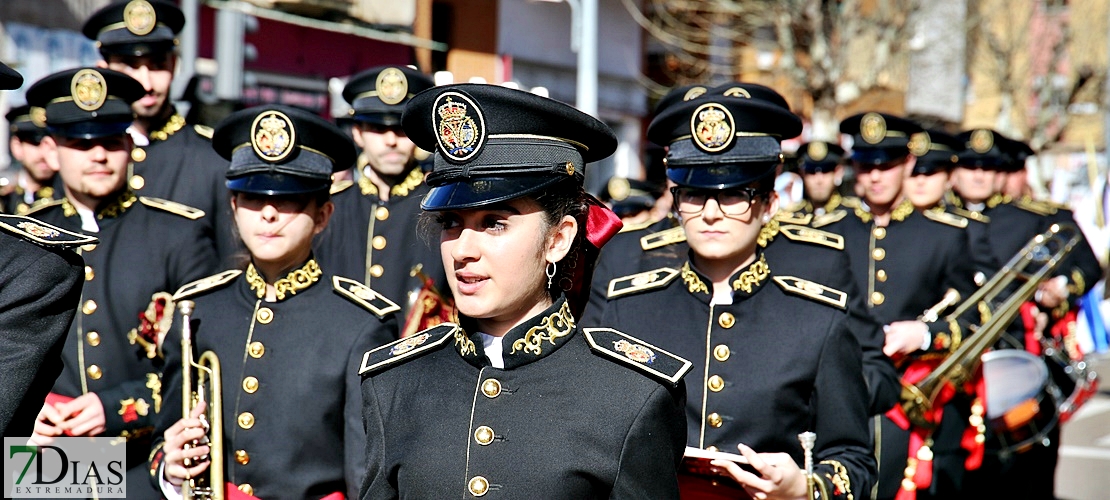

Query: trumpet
[798,432,829,500]
[178,300,225,500]
[899,223,1082,428]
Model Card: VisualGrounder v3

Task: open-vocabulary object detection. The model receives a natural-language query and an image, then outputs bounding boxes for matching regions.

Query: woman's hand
[710,443,809,500]
[161,401,211,486]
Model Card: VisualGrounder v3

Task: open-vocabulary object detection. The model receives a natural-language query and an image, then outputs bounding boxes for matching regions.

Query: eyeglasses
[671,187,763,216]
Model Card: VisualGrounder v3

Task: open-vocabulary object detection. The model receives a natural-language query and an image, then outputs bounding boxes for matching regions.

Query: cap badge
[613,339,656,365]
[376,67,409,106]
[690,102,735,153]
[251,110,296,163]
[30,107,47,128]
[908,132,931,157]
[434,92,485,163]
[71,69,108,112]
[807,142,828,162]
[682,86,707,101]
[970,129,994,153]
[860,113,887,144]
[124,0,157,36]
[608,177,631,201]
[722,87,751,98]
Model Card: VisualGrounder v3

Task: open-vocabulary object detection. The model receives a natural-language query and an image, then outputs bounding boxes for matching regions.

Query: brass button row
[369,264,384,278]
[873,227,886,240]
[129,175,145,190]
[372,235,387,250]
[872,248,886,261]
[707,412,723,428]
[481,378,502,398]
[713,344,730,362]
[256,307,273,324]
[876,269,888,282]
[718,312,735,329]
[87,364,102,380]
[84,266,95,281]
[248,342,265,358]
[468,476,489,497]
[235,449,250,465]
[871,292,886,305]
[238,412,255,430]
[243,376,259,394]
[707,375,725,392]
[474,425,495,446]
[86,331,100,347]
[238,484,253,496]
[375,206,390,220]
[82,300,97,315]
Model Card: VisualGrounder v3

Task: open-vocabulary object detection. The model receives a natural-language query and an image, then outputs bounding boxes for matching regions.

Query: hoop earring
[546,261,557,289]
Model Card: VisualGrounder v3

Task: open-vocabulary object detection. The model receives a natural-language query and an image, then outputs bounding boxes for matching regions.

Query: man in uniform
[24,67,217,497]
[4,104,58,214]
[793,140,849,216]
[0,61,91,438]
[314,65,448,336]
[83,0,234,262]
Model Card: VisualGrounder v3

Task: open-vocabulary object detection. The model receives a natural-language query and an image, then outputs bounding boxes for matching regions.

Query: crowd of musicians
[1,1,1106,499]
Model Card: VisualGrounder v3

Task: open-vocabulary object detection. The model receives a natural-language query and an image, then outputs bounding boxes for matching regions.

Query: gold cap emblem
[807,142,828,162]
[969,129,994,153]
[608,177,631,201]
[682,86,707,101]
[251,110,296,162]
[722,87,751,98]
[690,102,734,153]
[860,113,887,144]
[908,132,931,157]
[124,0,157,36]
[30,107,47,128]
[375,67,409,106]
[434,92,485,163]
[71,69,108,112]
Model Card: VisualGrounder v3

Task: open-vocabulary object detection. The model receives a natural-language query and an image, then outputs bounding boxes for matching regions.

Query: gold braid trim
[149,114,185,142]
[891,199,915,222]
[986,193,1009,209]
[358,168,424,198]
[823,191,843,212]
[358,176,378,196]
[732,254,770,293]
[681,262,709,295]
[245,259,323,300]
[145,373,162,413]
[97,190,138,219]
[62,198,78,218]
[820,459,854,500]
[853,206,872,223]
[454,329,477,357]
[509,301,575,355]
[757,219,779,248]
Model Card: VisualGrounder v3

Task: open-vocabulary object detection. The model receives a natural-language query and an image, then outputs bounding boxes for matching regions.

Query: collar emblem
[71,69,107,112]
[245,259,321,301]
[509,300,575,356]
[251,110,295,162]
[434,91,485,163]
[376,68,409,105]
[690,102,734,153]
[860,113,886,144]
[732,253,770,293]
[124,0,157,36]
[681,262,709,295]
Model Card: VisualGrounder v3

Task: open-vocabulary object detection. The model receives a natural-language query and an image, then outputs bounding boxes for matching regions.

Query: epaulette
[0,214,98,248]
[139,197,205,220]
[923,209,969,228]
[583,327,692,388]
[778,224,844,250]
[810,210,847,228]
[22,198,65,215]
[172,270,241,301]
[640,226,686,250]
[773,211,812,225]
[773,276,847,310]
[618,218,654,233]
[332,276,401,318]
[946,206,990,223]
[607,267,680,299]
[330,180,354,195]
[193,124,213,139]
[358,323,458,375]
[839,196,863,209]
[1014,198,1058,216]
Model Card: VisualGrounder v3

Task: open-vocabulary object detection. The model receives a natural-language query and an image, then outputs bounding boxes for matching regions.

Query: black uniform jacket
[27,192,218,437]
[0,215,90,436]
[314,171,448,325]
[596,255,875,500]
[359,297,690,500]
[3,181,59,215]
[153,261,399,499]
[585,216,899,415]
[128,114,236,264]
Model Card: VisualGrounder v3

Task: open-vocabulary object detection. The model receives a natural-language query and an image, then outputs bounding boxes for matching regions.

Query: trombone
[178,300,225,500]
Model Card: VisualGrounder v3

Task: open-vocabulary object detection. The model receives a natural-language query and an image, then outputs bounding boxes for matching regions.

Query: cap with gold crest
[6,104,47,141]
[342,65,435,126]
[213,105,357,195]
[955,128,1034,172]
[25,67,144,139]
[908,128,962,175]
[402,84,617,211]
[82,0,185,57]
[653,84,709,114]
[797,141,845,174]
[839,112,924,165]
[646,83,802,190]
[1,61,23,90]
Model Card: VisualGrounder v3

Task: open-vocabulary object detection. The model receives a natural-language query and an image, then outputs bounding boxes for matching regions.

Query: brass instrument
[919,288,961,323]
[899,223,1082,428]
[178,300,225,500]
[798,432,829,500]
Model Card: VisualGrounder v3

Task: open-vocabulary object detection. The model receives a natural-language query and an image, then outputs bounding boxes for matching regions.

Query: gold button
[706,446,719,452]
[256,307,273,324]
[130,147,146,162]
[474,425,495,445]
[238,412,255,429]
[872,292,885,305]
[235,449,250,465]
[468,476,489,497]
[82,300,97,315]
[248,342,265,358]
[713,344,730,362]
[238,484,253,496]
[708,375,725,392]
[86,364,102,380]
[565,162,575,176]
[372,235,387,250]
[707,412,723,428]
[872,248,886,261]
[128,175,145,190]
[718,312,735,329]
[84,266,94,281]
[81,243,97,252]
[481,379,502,398]
[86,331,100,347]
[876,269,888,282]
[369,264,384,278]
[873,227,886,239]
[375,207,389,220]
[243,376,259,394]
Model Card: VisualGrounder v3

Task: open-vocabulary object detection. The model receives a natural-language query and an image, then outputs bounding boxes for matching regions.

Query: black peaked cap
[26,67,144,139]
[0,61,23,90]
[798,141,846,174]
[955,129,1033,172]
[908,128,962,175]
[342,65,435,126]
[82,0,185,56]
[840,112,924,165]
[654,84,710,114]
